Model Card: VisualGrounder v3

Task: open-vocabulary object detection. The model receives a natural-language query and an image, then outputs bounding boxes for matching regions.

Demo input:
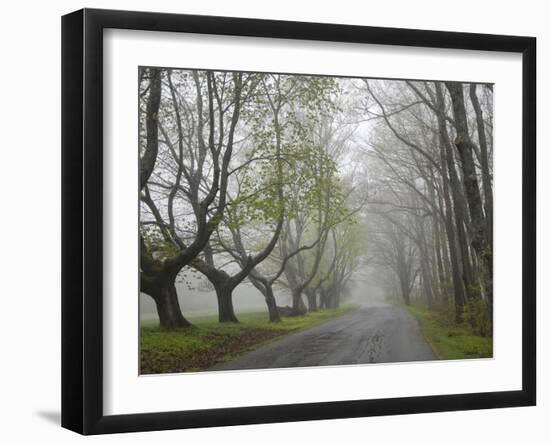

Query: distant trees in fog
[363,79,493,335]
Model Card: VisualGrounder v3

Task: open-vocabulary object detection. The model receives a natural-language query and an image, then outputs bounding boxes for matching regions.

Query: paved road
[211,303,437,371]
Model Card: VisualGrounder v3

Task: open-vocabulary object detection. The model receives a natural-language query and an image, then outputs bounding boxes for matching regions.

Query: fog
[140,267,389,324]
[140,283,284,322]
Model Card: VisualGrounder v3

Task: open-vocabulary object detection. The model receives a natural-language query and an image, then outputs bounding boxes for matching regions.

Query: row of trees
[139,68,365,329]
[362,79,493,336]
[139,67,494,336]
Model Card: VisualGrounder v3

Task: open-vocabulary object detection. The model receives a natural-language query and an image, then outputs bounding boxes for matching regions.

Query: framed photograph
[61,8,536,435]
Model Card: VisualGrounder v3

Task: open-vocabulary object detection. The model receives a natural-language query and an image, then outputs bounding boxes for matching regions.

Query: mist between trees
[139,67,493,336]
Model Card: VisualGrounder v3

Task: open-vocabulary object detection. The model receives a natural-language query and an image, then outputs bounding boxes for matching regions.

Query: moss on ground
[404,304,493,360]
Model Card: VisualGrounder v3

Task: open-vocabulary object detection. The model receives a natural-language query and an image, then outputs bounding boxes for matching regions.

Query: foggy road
[210,303,438,371]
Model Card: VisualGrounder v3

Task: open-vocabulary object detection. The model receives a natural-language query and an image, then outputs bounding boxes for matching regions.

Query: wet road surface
[210,303,437,371]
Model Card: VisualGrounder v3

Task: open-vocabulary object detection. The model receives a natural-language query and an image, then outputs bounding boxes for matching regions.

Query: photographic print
[138,67,494,375]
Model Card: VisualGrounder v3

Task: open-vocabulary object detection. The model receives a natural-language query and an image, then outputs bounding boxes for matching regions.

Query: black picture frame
[61,8,536,435]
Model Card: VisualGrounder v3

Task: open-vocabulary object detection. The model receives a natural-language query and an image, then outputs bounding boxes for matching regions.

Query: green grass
[404,304,493,360]
[140,306,355,374]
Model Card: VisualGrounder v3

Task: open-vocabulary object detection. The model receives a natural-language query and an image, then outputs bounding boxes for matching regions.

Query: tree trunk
[433,217,447,302]
[446,82,492,325]
[457,217,475,295]
[291,288,307,316]
[193,249,242,323]
[140,68,162,190]
[215,285,239,323]
[400,278,411,305]
[440,221,452,292]
[305,288,318,312]
[328,287,341,308]
[319,289,327,309]
[421,259,433,308]
[437,190,452,303]
[469,84,493,247]
[248,275,281,322]
[152,281,191,329]
[434,83,466,321]
[263,283,281,322]
[444,137,475,296]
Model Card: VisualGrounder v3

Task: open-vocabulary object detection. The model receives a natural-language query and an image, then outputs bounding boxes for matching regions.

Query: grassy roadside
[404,305,493,360]
[140,306,356,374]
